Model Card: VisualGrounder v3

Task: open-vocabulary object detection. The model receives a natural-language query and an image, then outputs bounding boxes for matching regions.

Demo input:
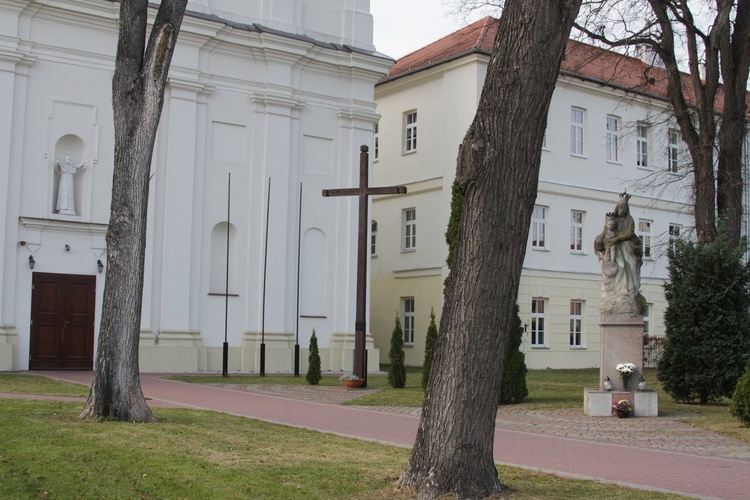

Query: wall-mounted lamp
[28,255,35,270]
[97,259,104,274]
[65,244,70,252]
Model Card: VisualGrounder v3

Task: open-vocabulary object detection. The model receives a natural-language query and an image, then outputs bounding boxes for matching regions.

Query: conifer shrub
[388,316,407,388]
[499,305,528,404]
[731,359,750,426]
[658,231,750,404]
[306,329,322,386]
[421,308,438,390]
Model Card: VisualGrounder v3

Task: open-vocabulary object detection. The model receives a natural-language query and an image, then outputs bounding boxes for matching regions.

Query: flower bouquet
[612,399,632,418]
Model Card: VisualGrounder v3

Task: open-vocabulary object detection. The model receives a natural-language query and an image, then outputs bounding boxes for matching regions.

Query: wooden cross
[323,145,407,387]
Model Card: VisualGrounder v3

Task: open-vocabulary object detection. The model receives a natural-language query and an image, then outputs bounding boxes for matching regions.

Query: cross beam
[323,145,407,387]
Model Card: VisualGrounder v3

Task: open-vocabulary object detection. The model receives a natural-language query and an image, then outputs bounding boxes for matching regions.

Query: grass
[0,373,88,397]
[0,382,683,499]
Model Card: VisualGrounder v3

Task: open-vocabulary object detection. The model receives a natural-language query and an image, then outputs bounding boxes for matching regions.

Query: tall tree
[81,0,188,422]
[575,0,750,246]
[399,1,582,497]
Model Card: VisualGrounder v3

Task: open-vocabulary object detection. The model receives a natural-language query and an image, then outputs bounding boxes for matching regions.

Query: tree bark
[717,0,750,249]
[399,1,581,497]
[81,0,187,422]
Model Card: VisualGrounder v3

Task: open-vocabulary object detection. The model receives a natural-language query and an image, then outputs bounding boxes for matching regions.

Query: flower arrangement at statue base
[616,362,636,390]
[612,399,633,418]
[339,373,363,388]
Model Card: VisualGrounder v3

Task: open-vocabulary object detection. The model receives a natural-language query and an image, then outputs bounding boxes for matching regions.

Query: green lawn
[0,383,683,499]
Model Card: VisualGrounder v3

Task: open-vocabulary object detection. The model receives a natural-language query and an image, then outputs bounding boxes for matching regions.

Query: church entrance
[29,273,96,370]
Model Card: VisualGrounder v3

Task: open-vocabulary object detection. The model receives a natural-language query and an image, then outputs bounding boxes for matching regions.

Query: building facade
[370,18,697,369]
[0,0,391,372]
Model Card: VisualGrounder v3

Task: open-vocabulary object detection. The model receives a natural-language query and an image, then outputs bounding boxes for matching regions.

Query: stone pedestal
[600,314,644,389]
[584,388,659,417]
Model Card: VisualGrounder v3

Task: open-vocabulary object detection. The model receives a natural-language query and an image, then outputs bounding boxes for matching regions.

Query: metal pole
[260,177,271,376]
[294,182,302,377]
[222,172,231,377]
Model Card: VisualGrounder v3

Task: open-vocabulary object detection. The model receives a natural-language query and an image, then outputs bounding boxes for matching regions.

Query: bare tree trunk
[81,0,187,422]
[718,0,750,249]
[399,1,581,497]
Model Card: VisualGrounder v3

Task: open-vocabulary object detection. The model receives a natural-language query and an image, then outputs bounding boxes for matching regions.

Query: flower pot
[616,410,630,418]
[343,379,363,388]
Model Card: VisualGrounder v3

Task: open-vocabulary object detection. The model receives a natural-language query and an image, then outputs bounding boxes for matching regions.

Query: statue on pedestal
[594,192,644,316]
[56,156,87,215]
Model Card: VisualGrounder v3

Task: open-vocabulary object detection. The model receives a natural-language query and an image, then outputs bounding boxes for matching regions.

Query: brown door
[29,273,96,370]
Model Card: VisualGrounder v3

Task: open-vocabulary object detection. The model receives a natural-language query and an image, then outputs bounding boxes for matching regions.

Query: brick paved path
[11,372,750,499]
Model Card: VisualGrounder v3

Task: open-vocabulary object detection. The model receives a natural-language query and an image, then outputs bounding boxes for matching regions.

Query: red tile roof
[382,16,747,115]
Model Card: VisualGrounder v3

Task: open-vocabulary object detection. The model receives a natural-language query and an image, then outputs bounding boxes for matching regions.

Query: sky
[370,0,491,60]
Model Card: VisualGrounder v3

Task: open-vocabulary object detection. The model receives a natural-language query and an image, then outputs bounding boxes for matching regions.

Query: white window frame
[668,223,681,250]
[606,115,619,162]
[373,122,379,161]
[668,129,679,173]
[403,111,417,153]
[402,298,415,345]
[638,219,652,258]
[531,298,546,348]
[643,304,651,337]
[402,208,416,251]
[570,107,585,156]
[570,300,584,348]
[637,123,650,168]
[570,210,584,253]
[371,220,377,256]
[531,206,547,250]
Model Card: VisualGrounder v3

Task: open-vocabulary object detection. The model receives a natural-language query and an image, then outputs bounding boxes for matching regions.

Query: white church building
[0,0,391,372]
[370,17,705,369]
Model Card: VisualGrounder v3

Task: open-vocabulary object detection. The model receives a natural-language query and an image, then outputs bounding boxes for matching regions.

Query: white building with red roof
[370,17,709,369]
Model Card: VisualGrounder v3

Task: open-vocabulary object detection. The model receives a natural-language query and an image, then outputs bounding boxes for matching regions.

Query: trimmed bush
[658,230,750,404]
[388,316,407,388]
[421,308,438,390]
[499,305,528,404]
[306,330,322,386]
[731,358,750,426]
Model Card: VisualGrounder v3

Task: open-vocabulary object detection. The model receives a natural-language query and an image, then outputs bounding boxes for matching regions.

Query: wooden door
[29,273,96,370]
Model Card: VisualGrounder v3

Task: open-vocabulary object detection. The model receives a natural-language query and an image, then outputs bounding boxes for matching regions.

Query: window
[531,206,547,249]
[637,123,649,167]
[404,111,417,153]
[643,304,651,337]
[542,129,548,150]
[668,129,679,173]
[638,219,652,258]
[570,108,584,156]
[570,210,584,252]
[402,208,416,251]
[402,298,415,345]
[668,223,681,250]
[531,298,546,347]
[371,220,377,256]
[570,300,583,348]
[373,122,379,160]
[606,116,619,162]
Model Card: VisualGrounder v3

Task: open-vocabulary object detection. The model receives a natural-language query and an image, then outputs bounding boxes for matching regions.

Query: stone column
[599,313,644,390]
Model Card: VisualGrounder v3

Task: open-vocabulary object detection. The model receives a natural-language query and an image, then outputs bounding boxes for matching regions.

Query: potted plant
[612,399,633,418]
[340,373,363,388]
[616,362,636,390]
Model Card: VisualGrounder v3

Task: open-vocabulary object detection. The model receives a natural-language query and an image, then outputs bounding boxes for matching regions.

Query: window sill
[637,165,653,172]
[569,346,587,350]
[606,160,622,166]
[570,250,586,255]
[531,346,549,349]
[570,153,587,159]
[401,149,417,156]
[403,343,414,347]
[531,247,549,252]
[208,293,240,297]
[401,248,416,253]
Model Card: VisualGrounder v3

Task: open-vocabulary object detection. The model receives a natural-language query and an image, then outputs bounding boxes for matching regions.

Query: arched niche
[300,228,327,316]
[210,222,238,294]
[53,134,88,217]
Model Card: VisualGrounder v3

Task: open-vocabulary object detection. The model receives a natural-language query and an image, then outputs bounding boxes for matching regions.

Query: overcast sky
[370,0,491,60]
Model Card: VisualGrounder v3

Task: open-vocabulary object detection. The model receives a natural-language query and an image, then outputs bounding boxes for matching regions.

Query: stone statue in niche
[594,192,645,316]
[56,156,86,215]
